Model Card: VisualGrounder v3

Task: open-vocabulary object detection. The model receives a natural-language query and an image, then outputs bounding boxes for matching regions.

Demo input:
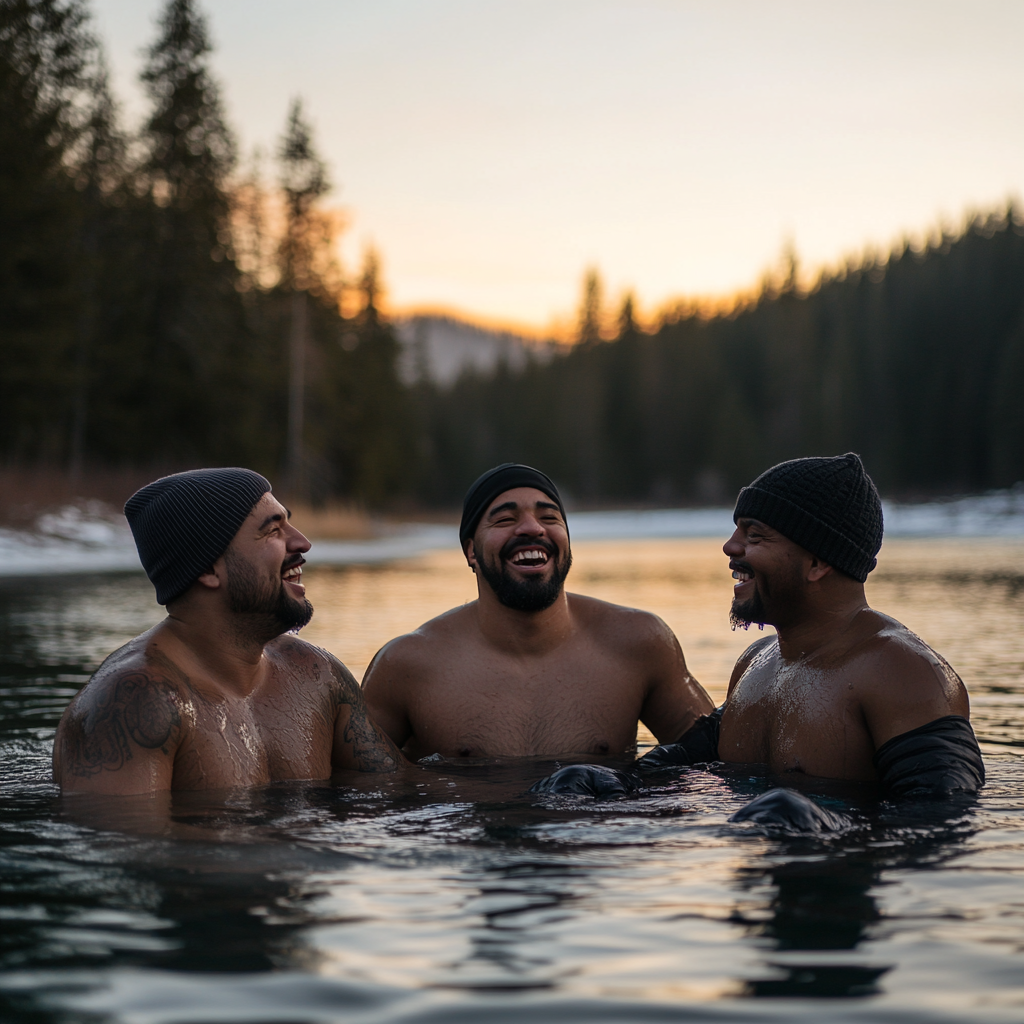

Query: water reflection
[733,802,976,999]
[1,540,1023,1022]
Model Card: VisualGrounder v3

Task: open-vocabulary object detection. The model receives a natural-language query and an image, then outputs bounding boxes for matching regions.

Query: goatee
[730,589,767,631]
[478,539,572,612]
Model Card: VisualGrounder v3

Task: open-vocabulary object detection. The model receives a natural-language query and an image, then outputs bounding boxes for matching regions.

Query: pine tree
[277,97,330,496]
[129,0,242,460]
[0,0,99,461]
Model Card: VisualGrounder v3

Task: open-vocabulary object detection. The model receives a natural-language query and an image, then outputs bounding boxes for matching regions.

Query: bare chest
[719,659,876,780]
[406,651,647,759]
[173,680,336,789]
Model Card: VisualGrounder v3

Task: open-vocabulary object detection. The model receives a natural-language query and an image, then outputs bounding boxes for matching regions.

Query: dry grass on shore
[0,467,153,529]
[0,467,374,540]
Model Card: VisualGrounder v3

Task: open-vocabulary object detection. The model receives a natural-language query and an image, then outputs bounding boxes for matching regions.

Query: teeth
[511,549,548,564]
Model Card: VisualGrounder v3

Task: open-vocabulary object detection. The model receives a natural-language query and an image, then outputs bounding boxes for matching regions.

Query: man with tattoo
[54,468,402,795]
[361,463,713,759]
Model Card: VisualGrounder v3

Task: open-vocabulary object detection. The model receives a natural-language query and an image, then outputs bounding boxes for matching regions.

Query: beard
[729,557,804,630]
[477,537,572,612]
[730,587,768,631]
[224,547,313,640]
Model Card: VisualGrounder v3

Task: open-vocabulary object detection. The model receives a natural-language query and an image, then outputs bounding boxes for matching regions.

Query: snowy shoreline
[2,489,1023,580]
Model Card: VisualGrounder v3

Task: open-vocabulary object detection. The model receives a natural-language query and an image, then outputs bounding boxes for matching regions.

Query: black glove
[529,763,638,798]
[874,715,985,799]
[637,704,724,770]
[728,787,851,832]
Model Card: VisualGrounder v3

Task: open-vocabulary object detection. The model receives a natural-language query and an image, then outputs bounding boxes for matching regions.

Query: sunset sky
[90,0,1024,334]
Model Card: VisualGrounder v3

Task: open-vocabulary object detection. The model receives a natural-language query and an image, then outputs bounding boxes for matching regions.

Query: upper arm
[637,615,714,743]
[325,653,405,773]
[360,639,416,749]
[859,641,970,749]
[53,670,185,796]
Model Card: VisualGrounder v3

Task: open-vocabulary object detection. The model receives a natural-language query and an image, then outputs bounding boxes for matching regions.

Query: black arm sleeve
[873,715,985,799]
[637,705,724,770]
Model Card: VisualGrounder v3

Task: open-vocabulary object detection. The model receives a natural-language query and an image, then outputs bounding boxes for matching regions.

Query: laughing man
[538,453,984,800]
[361,463,714,759]
[54,469,402,794]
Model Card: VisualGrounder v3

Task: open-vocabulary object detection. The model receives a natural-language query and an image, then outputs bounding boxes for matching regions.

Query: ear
[195,562,223,590]
[465,539,478,573]
[807,556,833,583]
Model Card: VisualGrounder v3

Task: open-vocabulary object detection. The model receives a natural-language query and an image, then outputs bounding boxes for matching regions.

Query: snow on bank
[2,489,1023,579]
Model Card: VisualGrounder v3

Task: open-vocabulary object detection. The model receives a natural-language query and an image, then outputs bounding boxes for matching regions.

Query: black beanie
[733,453,883,582]
[459,463,566,550]
[124,468,272,605]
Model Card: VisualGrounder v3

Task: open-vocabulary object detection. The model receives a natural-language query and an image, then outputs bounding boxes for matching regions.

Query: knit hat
[459,463,566,550]
[733,453,883,582]
[124,468,272,605]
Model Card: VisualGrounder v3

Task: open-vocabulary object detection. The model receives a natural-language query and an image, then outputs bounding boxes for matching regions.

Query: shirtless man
[54,468,402,795]
[539,454,983,798]
[361,463,713,759]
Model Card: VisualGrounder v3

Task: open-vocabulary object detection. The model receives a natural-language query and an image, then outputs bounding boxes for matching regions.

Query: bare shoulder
[268,635,362,700]
[854,610,965,697]
[727,632,778,694]
[362,604,477,688]
[568,593,681,657]
[54,633,189,781]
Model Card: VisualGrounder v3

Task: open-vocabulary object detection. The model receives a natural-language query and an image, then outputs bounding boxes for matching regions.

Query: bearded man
[537,454,984,801]
[361,463,713,760]
[54,469,402,794]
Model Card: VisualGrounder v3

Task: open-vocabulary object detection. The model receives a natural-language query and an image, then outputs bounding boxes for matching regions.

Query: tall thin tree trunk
[287,288,307,497]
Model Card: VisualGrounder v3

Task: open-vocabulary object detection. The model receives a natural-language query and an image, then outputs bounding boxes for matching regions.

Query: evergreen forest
[3,0,1024,509]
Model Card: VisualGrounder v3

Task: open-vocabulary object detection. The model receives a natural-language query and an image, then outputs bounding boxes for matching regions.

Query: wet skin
[361,487,713,760]
[718,517,970,781]
[53,494,401,795]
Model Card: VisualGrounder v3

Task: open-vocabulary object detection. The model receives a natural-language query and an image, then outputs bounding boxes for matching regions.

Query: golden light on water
[301,536,1024,749]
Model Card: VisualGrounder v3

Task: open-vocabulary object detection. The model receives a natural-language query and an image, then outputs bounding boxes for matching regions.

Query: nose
[723,526,743,557]
[287,524,312,553]
[515,511,545,535]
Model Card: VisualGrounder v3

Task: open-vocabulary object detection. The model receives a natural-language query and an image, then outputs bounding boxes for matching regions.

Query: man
[539,454,983,799]
[361,463,713,759]
[54,468,402,795]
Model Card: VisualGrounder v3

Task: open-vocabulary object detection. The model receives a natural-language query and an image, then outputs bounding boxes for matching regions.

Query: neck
[159,603,277,697]
[475,584,574,655]
[773,587,869,661]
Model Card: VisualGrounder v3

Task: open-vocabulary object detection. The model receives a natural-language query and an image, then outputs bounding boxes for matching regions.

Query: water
[2,537,1023,1023]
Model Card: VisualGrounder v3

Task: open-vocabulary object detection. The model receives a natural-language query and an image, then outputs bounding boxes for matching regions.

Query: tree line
[2,0,409,504]
[419,213,1024,505]
[4,0,1023,509]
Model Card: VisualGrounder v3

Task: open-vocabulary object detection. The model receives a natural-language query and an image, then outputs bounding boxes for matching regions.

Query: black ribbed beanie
[733,453,883,582]
[124,468,272,605]
[459,463,566,550]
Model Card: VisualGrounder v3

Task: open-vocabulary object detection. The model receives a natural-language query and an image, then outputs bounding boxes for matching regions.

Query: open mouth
[282,559,305,591]
[506,547,551,570]
[730,562,754,589]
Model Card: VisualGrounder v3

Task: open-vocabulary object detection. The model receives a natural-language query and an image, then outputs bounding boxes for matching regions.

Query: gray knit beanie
[733,453,883,582]
[124,468,272,605]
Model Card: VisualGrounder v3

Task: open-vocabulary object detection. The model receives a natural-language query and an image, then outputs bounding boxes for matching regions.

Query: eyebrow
[258,510,291,531]
[738,517,769,531]
[486,500,562,518]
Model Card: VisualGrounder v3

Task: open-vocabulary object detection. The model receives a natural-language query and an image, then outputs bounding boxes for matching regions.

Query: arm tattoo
[328,661,401,772]
[58,672,182,779]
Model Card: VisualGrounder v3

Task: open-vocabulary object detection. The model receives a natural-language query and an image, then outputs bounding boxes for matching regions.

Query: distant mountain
[394,314,556,386]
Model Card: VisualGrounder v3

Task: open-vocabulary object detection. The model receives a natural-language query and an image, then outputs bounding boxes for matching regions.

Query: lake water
[2,536,1024,1023]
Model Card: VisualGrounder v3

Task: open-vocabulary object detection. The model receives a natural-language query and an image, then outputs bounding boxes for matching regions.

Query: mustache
[500,536,559,561]
[282,554,306,572]
[729,559,754,575]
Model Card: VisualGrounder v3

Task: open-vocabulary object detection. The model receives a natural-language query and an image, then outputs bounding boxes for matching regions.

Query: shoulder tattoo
[58,672,183,778]
[325,657,401,772]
